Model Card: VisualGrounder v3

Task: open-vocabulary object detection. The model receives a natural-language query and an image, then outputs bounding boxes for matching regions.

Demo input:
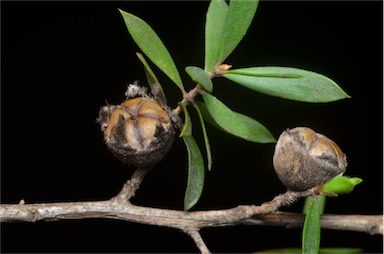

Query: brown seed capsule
[273,127,347,191]
[97,84,175,167]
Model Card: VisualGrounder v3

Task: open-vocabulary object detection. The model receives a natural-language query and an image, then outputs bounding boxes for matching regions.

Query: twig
[113,166,151,203]
[0,200,381,235]
[258,189,317,213]
[185,230,211,254]
[172,85,202,116]
[246,212,383,235]
[1,169,382,253]
[1,198,382,237]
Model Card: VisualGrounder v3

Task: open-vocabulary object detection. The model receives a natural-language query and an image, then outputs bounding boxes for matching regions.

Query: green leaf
[136,52,159,85]
[320,175,363,196]
[183,135,205,211]
[234,113,276,143]
[178,102,192,137]
[204,0,258,72]
[185,66,213,93]
[303,195,326,215]
[260,248,363,253]
[136,52,167,106]
[193,103,212,171]
[196,101,225,131]
[224,67,350,103]
[119,9,184,91]
[205,0,228,72]
[202,92,275,143]
[220,0,259,61]
[179,103,205,210]
[302,197,321,254]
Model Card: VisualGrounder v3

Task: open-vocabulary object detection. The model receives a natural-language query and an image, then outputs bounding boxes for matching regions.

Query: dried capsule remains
[273,127,347,191]
[97,84,175,167]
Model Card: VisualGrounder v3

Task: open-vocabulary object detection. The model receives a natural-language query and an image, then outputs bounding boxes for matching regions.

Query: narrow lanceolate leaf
[119,10,184,91]
[178,102,192,137]
[302,198,321,254]
[178,102,205,210]
[303,195,326,215]
[204,0,258,72]
[196,101,225,131]
[234,113,276,143]
[136,52,159,86]
[185,66,213,93]
[183,135,205,211]
[205,0,228,72]
[136,52,167,106]
[202,92,275,143]
[224,67,350,103]
[220,0,259,61]
[193,102,212,171]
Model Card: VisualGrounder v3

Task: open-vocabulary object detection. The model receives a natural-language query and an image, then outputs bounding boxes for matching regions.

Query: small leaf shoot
[320,175,363,196]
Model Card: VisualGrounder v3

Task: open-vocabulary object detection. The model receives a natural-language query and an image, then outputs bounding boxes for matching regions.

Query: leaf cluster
[118,0,357,252]
[119,0,350,210]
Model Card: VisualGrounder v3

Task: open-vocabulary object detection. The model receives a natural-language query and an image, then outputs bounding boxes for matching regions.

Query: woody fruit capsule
[273,127,347,191]
[97,83,175,167]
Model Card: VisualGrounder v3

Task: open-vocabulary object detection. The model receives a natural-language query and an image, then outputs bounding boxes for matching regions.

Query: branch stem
[1,169,382,253]
[185,230,211,254]
[0,201,381,235]
[113,166,151,203]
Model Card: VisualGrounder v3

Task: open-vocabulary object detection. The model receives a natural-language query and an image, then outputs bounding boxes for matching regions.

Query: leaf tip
[117,8,127,16]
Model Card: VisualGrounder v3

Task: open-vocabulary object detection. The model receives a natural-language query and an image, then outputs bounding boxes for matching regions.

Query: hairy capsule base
[98,89,175,167]
[273,127,347,191]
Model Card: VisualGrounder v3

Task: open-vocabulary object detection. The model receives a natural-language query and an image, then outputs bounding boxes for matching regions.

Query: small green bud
[320,175,363,196]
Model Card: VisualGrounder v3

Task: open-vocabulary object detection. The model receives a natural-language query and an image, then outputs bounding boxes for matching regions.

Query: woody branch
[1,167,382,253]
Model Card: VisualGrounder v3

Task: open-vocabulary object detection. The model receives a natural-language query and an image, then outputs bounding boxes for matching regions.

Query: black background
[1,1,383,253]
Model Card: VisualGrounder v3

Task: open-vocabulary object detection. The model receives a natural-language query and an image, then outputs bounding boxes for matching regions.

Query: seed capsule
[97,84,175,167]
[273,127,347,191]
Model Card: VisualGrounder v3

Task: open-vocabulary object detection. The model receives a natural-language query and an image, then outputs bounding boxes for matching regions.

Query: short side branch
[185,230,211,254]
[113,166,151,203]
